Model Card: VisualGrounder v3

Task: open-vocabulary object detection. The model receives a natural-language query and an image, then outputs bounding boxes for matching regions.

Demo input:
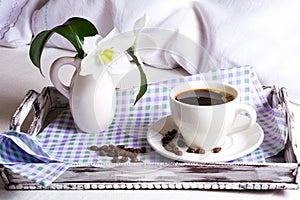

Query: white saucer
[147,115,264,162]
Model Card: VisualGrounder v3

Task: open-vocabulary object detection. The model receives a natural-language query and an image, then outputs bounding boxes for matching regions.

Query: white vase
[49,56,116,133]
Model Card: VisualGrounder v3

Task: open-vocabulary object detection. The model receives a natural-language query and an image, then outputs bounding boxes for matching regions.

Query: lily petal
[83,35,103,54]
[97,28,120,47]
[102,28,120,40]
[134,14,148,35]
[107,53,134,74]
[80,49,103,78]
[100,33,135,52]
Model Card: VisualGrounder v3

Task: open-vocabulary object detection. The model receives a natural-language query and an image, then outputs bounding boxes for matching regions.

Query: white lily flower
[80,28,135,79]
[79,15,154,80]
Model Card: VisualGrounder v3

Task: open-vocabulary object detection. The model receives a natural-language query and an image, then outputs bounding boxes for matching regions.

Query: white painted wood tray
[0,86,299,190]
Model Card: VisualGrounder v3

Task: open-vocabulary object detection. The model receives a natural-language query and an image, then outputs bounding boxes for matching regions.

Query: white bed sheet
[0,46,300,199]
[29,0,300,102]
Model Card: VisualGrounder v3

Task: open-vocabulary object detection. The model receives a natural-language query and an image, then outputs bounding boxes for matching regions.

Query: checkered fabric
[0,66,287,186]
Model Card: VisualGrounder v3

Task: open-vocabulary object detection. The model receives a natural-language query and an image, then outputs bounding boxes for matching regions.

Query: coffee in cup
[169,81,257,153]
[175,88,235,106]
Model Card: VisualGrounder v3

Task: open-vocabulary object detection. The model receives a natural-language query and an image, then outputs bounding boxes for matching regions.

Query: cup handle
[49,56,81,99]
[229,104,257,134]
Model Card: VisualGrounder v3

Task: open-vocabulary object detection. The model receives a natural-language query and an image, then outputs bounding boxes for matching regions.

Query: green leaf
[127,48,148,105]
[29,17,98,75]
[29,31,53,75]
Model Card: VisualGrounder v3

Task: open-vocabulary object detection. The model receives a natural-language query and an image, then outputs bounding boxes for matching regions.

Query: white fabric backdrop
[1,0,300,101]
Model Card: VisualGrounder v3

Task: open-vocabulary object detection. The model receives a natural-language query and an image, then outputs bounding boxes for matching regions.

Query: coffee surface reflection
[175,88,234,106]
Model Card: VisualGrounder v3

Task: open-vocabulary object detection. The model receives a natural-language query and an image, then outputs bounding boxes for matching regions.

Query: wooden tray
[1,86,299,190]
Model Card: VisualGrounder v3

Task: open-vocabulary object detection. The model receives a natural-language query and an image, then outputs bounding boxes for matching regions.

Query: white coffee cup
[169,81,257,152]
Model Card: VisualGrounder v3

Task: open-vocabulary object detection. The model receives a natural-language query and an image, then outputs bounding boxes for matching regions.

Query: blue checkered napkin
[0,130,69,186]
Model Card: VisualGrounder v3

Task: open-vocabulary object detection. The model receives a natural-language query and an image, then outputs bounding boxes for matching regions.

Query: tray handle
[263,85,298,163]
[9,90,39,132]
[9,89,51,136]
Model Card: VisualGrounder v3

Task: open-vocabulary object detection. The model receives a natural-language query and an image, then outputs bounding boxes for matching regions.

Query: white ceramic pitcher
[49,56,116,133]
